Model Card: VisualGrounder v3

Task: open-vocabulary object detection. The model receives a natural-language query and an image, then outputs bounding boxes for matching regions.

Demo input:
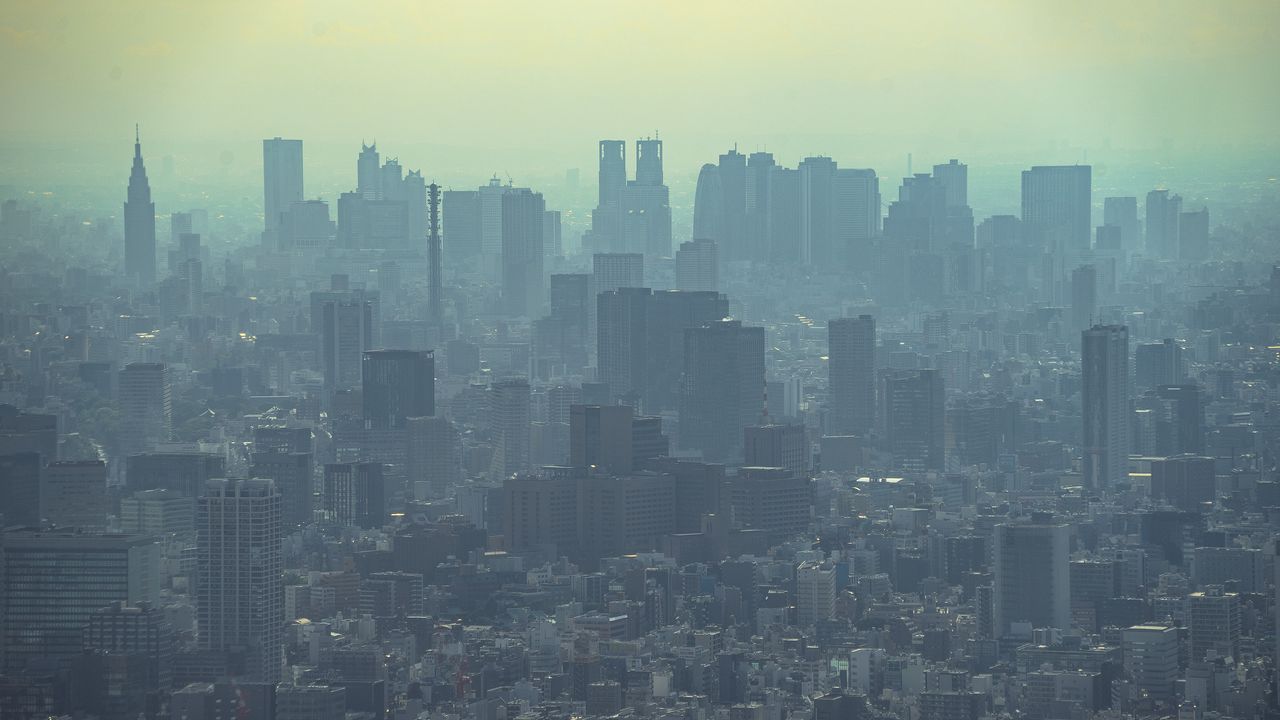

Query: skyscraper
[357,142,380,199]
[832,168,881,267]
[678,320,766,462]
[0,452,41,526]
[592,252,644,294]
[675,239,718,292]
[322,462,385,528]
[1020,165,1091,255]
[197,478,283,683]
[124,126,157,285]
[1145,189,1182,259]
[1070,264,1097,333]
[882,368,946,471]
[1179,207,1209,262]
[993,520,1071,638]
[1187,587,1240,663]
[249,451,313,527]
[692,163,725,245]
[570,404,634,474]
[828,315,876,435]
[1102,196,1139,251]
[1082,325,1130,490]
[932,159,968,208]
[362,350,435,429]
[263,137,303,233]
[119,363,172,456]
[717,148,747,261]
[40,460,107,528]
[501,188,547,317]
[319,296,374,394]
[796,561,836,626]
[636,138,664,186]
[745,151,776,263]
[798,156,837,266]
[489,378,531,479]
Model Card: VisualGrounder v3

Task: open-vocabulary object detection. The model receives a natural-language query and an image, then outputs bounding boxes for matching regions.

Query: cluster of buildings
[0,128,1275,720]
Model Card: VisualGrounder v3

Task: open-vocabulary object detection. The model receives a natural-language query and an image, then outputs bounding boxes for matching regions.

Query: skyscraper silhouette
[124,126,156,285]
[262,137,303,233]
[1082,324,1130,490]
[828,315,876,435]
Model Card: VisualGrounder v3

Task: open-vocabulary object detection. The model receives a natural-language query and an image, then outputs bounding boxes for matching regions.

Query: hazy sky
[3,0,1279,190]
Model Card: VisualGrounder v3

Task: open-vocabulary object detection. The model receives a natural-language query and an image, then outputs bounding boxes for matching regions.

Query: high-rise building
[40,460,107,528]
[319,296,374,394]
[1122,624,1179,704]
[83,601,176,713]
[263,137,303,234]
[717,148,747,261]
[124,127,157,285]
[743,424,807,476]
[1145,189,1182,259]
[1020,165,1092,254]
[322,462,385,528]
[1150,455,1215,512]
[597,287,651,404]
[993,520,1070,638]
[678,320,766,462]
[692,163,725,246]
[0,452,41,526]
[119,363,172,456]
[501,188,547,317]
[1070,264,1097,333]
[932,159,968,208]
[1103,196,1139,251]
[443,189,481,263]
[832,168,881,267]
[745,151,775,263]
[796,561,836,626]
[598,140,627,207]
[1179,207,1209,262]
[362,350,434,429]
[1187,587,1240,663]
[1135,338,1184,389]
[593,252,644,294]
[405,415,459,499]
[1,529,161,672]
[1082,325,1130,490]
[0,405,57,461]
[489,378,531,479]
[125,451,225,499]
[249,451,313,527]
[543,209,562,259]
[1156,384,1205,455]
[828,315,876,435]
[540,273,591,372]
[357,143,380,199]
[798,156,837,266]
[675,239,718,292]
[197,478,283,683]
[119,488,194,537]
[570,404,634,474]
[882,369,946,471]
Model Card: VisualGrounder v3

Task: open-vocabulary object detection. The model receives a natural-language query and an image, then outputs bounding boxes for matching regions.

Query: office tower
[798,156,837,266]
[636,137,664,186]
[0,405,57,460]
[828,315,876,435]
[882,369,945,471]
[796,561,836,626]
[262,137,303,235]
[1187,587,1240,663]
[501,188,547,317]
[1122,624,1179,704]
[443,188,481,263]
[593,252,644,294]
[123,127,156,285]
[993,521,1071,637]
[82,601,176,714]
[1156,384,1205,454]
[428,183,443,324]
[675,239,718,291]
[1145,189,1182,259]
[403,169,426,242]
[570,404,634,474]
[405,415,459,498]
[1179,207,1209,262]
[197,478,283,683]
[543,209,562,258]
[631,415,669,466]
[545,273,591,370]
[250,451,313,527]
[1082,325,1130,490]
[678,320,766,462]
[745,151,775,262]
[884,173,947,253]
[357,142,380,199]
[727,467,811,538]
[126,452,225,499]
[624,138,673,257]
[1103,196,1139,250]
[119,363,172,456]
[743,424,807,476]
[769,165,800,263]
[1193,547,1265,593]
[119,488,194,537]
[1020,165,1091,254]
[716,148,747,260]
[597,287,651,403]
[0,452,40,526]
[1136,339,1184,389]
[832,168,881,266]
[319,296,374,394]
[277,199,335,250]
[933,159,968,208]
[489,378,531,479]
[598,139,627,207]
[502,466,580,556]
[476,176,507,276]
[40,460,107,528]
[692,163,725,245]
[362,350,434,429]
[1070,264,1097,333]
[1150,455,1214,512]
[578,473,675,562]
[276,685,345,720]
[323,462,385,528]
[1,529,161,672]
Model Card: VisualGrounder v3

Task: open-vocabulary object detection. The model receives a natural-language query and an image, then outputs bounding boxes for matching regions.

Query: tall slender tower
[428,182,443,325]
[124,125,156,285]
[828,315,875,435]
[1082,324,1130,490]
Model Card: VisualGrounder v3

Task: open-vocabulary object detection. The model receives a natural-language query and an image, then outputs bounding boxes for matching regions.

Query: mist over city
[2,2,1280,720]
